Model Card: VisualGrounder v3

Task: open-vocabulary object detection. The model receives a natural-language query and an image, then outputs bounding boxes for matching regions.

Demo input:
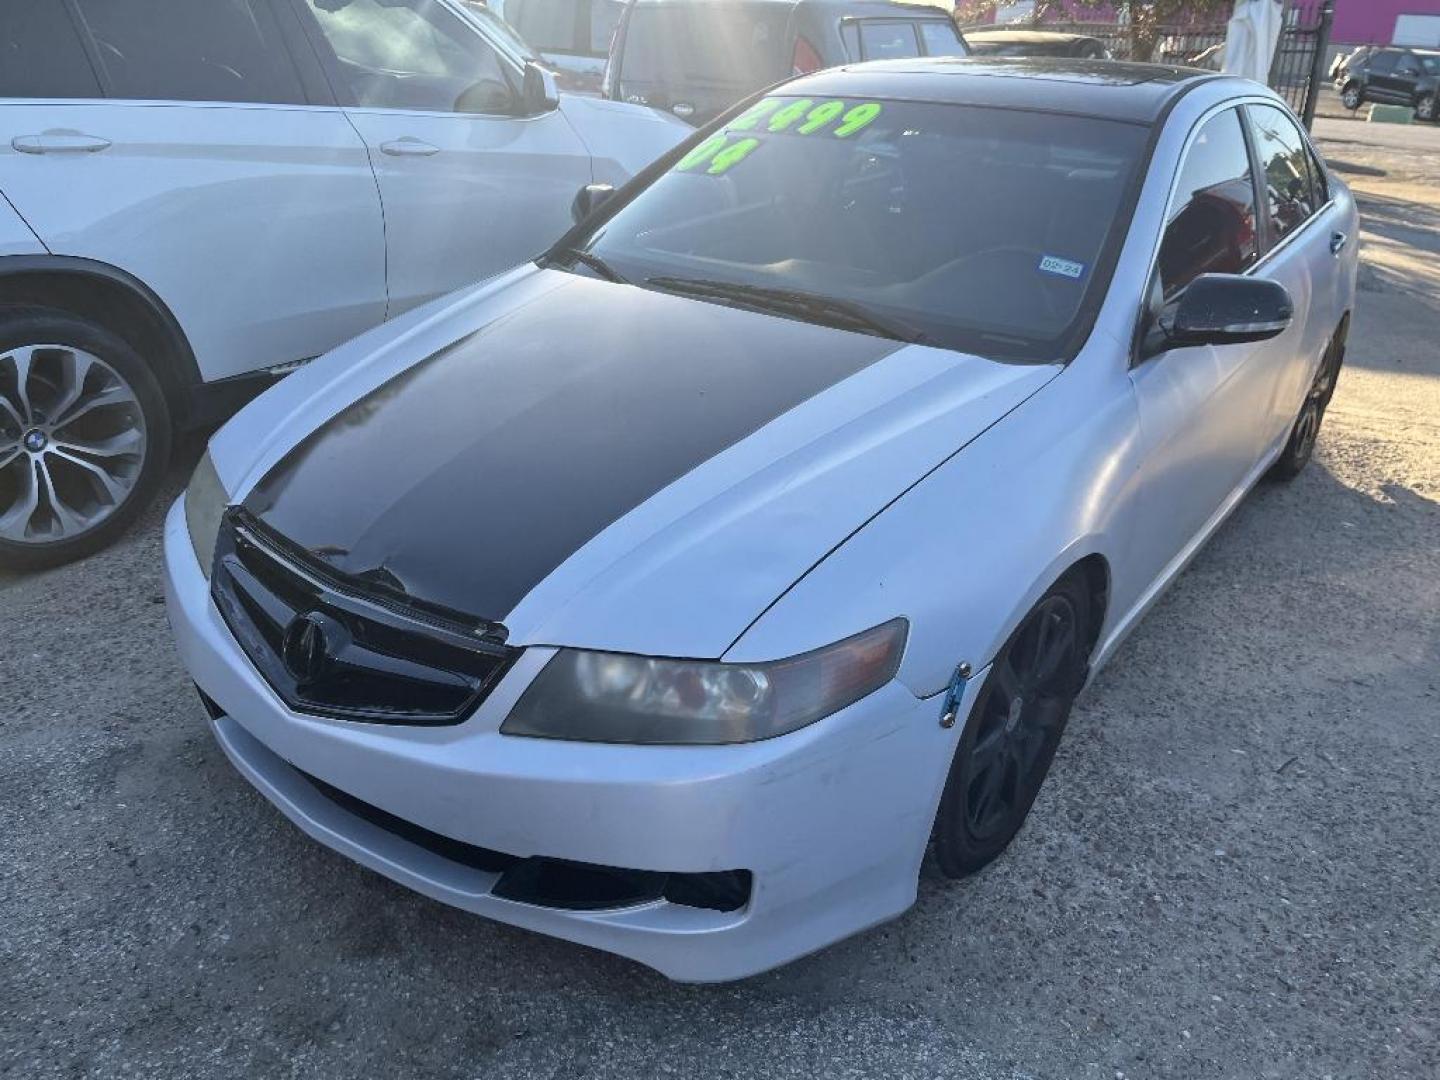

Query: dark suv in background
[604,0,968,125]
[1337,46,1439,121]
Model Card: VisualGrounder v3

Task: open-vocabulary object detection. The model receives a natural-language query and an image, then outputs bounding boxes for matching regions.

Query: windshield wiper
[645,276,930,345]
[545,246,630,285]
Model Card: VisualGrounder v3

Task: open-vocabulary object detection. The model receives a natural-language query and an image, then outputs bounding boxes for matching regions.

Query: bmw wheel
[0,307,171,570]
[1341,83,1362,111]
[933,574,1091,878]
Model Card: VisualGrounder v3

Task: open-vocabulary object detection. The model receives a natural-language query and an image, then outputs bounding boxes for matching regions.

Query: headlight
[184,449,228,578]
[501,619,907,745]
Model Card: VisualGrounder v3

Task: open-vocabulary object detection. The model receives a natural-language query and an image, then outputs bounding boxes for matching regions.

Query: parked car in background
[168,59,1355,982]
[486,0,627,94]
[1337,46,1440,121]
[605,0,969,125]
[1330,44,1374,84]
[963,28,1110,60]
[0,0,687,571]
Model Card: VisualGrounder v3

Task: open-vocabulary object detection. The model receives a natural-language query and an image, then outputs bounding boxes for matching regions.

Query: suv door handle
[12,132,112,155]
[379,138,440,157]
[1330,231,1349,256]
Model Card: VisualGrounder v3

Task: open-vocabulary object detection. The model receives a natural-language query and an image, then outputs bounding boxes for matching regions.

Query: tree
[955,1,1239,63]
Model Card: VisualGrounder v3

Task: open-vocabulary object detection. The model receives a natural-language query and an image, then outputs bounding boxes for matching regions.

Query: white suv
[0,0,687,568]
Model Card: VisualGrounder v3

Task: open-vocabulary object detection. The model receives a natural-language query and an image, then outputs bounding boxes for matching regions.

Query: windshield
[564,95,1147,361]
[1420,55,1440,76]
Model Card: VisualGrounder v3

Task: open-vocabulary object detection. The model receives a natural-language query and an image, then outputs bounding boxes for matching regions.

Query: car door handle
[12,132,112,155]
[379,138,441,157]
[1330,231,1349,256]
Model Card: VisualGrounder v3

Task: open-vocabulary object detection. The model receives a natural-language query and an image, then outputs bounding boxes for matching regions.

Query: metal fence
[960,0,1337,129]
[1269,0,1336,127]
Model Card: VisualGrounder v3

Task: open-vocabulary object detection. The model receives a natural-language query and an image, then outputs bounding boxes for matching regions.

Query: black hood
[244,275,899,621]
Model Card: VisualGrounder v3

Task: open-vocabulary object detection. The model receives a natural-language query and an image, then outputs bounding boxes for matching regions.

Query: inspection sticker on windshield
[1039,255,1086,280]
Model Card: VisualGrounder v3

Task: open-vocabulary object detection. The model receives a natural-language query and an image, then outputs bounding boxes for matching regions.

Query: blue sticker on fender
[1039,254,1086,280]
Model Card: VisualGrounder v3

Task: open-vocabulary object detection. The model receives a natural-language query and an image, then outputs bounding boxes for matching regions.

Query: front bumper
[163,497,979,981]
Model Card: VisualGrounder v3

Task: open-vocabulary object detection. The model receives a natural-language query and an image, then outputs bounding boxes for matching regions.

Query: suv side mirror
[1141,274,1293,359]
[521,61,559,116]
[571,183,616,224]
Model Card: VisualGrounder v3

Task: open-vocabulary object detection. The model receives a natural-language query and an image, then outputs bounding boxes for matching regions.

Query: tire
[1341,83,1362,111]
[933,574,1092,879]
[1416,94,1437,122]
[0,306,172,570]
[1267,330,1345,483]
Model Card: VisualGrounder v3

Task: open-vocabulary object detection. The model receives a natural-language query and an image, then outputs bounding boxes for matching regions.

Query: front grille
[211,509,517,725]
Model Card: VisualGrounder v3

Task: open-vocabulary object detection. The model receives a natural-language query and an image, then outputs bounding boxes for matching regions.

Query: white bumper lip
[163,497,985,981]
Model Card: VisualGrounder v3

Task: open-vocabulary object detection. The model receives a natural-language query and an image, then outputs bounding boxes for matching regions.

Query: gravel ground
[2,123,1438,1080]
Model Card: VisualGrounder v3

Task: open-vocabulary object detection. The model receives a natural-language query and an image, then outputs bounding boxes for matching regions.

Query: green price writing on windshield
[674,134,760,175]
[729,97,884,139]
[672,99,883,179]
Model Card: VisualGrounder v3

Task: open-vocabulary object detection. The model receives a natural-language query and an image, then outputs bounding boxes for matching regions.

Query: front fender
[726,343,1142,699]
[0,193,44,257]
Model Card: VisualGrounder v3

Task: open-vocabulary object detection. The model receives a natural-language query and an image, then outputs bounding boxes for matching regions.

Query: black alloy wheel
[933,574,1091,878]
[1341,83,1362,110]
[1268,329,1345,482]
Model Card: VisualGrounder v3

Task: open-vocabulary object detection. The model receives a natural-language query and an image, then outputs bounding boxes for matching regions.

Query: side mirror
[521,61,559,116]
[1142,274,1293,359]
[571,183,616,224]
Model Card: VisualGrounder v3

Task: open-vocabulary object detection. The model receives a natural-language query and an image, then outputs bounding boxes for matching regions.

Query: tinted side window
[1367,50,1398,75]
[918,20,967,58]
[71,0,306,104]
[303,0,512,113]
[1247,104,1320,247]
[0,2,102,99]
[859,21,921,60]
[1158,109,1259,298]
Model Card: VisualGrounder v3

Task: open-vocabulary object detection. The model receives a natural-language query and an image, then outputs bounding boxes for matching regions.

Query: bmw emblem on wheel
[281,611,336,684]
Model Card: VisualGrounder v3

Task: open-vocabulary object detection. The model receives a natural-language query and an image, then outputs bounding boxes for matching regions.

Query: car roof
[786,57,1228,125]
[962,29,1101,44]
[628,0,955,12]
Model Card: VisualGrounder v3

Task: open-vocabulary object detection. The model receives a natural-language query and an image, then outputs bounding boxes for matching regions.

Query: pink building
[1330,0,1440,46]
[967,2,1440,46]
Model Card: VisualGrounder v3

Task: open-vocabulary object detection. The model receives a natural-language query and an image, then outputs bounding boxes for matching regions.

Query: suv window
[0,2,102,99]
[918,20,968,58]
[71,0,306,104]
[1247,103,1320,247]
[858,21,921,60]
[1158,109,1259,298]
[1367,50,1399,75]
[615,3,789,100]
[303,0,513,113]
[508,0,624,57]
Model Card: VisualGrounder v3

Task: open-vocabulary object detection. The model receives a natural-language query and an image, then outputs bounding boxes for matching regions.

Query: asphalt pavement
[2,119,1437,1079]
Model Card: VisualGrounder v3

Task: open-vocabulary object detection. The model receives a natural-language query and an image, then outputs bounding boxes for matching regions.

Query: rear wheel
[1416,93,1437,122]
[933,575,1091,878]
[1341,82,1362,111]
[0,307,171,570]
[1268,330,1345,482]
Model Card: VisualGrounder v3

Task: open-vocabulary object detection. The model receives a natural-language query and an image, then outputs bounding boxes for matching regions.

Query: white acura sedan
[166,59,1359,982]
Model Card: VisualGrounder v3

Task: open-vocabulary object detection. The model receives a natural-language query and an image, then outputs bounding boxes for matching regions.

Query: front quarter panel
[727,334,1142,700]
[0,193,43,256]
[556,95,692,185]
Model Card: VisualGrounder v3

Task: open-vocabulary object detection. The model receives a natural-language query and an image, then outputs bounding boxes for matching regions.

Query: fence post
[1301,0,1336,130]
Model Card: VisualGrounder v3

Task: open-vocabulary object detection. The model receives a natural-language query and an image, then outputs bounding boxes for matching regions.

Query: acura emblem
[281,611,338,684]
